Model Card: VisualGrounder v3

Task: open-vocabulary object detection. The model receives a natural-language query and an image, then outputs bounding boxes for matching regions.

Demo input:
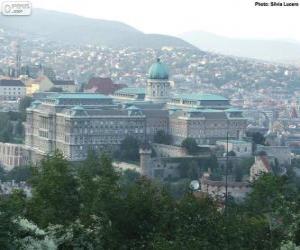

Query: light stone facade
[25,94,146,162]
[0,143,28,171]
[24,59,248,164]
[249,156,273,182]
[0,79,26,101]
[200,175,251,201]
[169,109,247,145]
[216,140,252,157]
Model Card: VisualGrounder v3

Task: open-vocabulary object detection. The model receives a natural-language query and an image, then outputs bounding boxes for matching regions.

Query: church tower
[146,58,170,103]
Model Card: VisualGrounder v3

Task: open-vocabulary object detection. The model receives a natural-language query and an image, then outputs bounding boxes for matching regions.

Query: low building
[0,180,31,197]
[51,80,77,92]
[249,155,273,182]
[256,145,291,165]
[0,143,28,171]
[216,139,252,157]
[139,145,211,180]
[0,79,26,101]
[25,76,77,94]
[200,174,251,201]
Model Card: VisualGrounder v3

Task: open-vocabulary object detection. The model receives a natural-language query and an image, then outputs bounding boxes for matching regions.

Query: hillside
[0,9,194,49]
[180,31,300,64]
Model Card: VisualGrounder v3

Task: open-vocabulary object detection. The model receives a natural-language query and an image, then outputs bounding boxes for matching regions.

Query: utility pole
[225,131,229,213]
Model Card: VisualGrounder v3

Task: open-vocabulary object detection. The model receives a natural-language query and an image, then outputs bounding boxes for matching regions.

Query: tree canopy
[1,151,300,249]
[181,137,199,155]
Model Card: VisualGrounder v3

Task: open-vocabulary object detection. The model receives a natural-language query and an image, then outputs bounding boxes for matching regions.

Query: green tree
[0,190,27,248]
[117,136,140,162]
[28,151,80,228]
[15,120,24,138]
[79,152,119,218]
[116,178,174,249]
[153,130,172,145]
[181,137,199,155]
[233,165,244,182]
[18,96,33,121]
[4,165,32,182]
[0,113,13,142]
[227,150,236,156]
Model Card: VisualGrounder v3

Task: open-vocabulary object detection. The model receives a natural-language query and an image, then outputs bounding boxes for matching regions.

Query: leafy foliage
[181,137,199,155]
[18,96,33,121]
[1,151,300,249]
[153,130,173,145]
[116,136,140,162]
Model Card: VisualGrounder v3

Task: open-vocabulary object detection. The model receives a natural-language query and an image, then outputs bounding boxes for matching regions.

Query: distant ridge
[180,31,300,64]
[0,9,195,49]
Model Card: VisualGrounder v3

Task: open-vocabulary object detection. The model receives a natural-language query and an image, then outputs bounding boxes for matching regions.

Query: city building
[200,173,251,201]
[256,145,291,165]
[169,109,247,145]
[216,139,252,157]
[24,59,248,163]
[249,155,273,182]
[25,93,146,162]
[0,79,26,101]
[0,143,28,171]
[25,76,77,95]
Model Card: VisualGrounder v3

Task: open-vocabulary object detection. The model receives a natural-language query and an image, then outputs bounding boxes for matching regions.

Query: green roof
[175,93,228,102]
[126,105,140,110]
[115,87,145,95]
[71,105,85,111]
[148,58,169,80]
[55,93,110,99]
[187,108,223,113]
[225,108,243,112]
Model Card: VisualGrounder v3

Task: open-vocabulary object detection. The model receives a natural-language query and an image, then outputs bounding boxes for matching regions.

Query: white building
[0,79,26,101]
[249,155,273,182]
[216,139,252,157]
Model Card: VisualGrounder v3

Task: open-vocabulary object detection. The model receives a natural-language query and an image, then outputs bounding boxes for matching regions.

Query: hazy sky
[30,0,300,41]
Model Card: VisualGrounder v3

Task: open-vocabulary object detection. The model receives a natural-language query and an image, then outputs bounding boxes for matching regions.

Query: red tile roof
[86,77,126,95]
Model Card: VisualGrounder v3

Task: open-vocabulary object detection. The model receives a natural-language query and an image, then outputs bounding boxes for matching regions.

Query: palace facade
[25,59,247,162]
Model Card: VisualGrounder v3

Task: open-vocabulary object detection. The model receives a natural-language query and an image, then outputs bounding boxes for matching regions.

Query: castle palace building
[25,59,247,162]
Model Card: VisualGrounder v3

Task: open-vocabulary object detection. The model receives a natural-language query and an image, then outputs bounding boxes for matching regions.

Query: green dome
[148,58,169,80]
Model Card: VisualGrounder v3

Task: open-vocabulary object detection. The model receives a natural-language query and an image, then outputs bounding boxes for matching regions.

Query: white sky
[28,0,300,41]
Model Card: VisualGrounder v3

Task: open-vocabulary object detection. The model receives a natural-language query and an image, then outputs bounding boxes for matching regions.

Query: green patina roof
[148,58,169,80]
[55,93,110,99]
[126,105,140,110]
[187,108,223,113]
[115,87,145,95]
[174,93,229,102]
[32,100,42,105]
[225,108,243,112]
[71,105,85,111]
